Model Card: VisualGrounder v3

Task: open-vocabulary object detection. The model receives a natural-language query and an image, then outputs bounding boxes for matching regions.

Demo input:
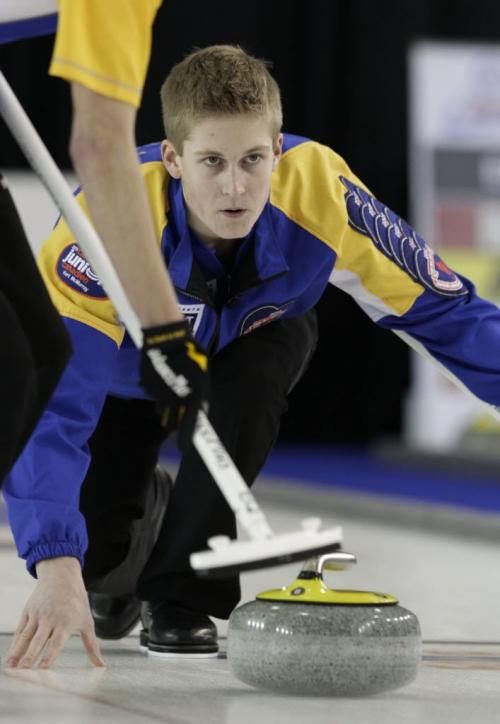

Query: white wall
[4,170,78,253]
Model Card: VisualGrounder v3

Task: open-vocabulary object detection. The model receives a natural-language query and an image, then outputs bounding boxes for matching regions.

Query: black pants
[0,176,72,485]
[80,309,318,619]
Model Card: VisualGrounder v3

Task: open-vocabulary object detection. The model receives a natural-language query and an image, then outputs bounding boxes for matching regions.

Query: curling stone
[227,552,421,696]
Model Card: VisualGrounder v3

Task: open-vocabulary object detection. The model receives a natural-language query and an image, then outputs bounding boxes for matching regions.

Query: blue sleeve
[379,275,500,407]
[3,318,118,576]
[331,176,500,410]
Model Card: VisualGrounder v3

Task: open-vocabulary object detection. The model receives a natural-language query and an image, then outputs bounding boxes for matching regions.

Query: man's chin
[215,221,254,239]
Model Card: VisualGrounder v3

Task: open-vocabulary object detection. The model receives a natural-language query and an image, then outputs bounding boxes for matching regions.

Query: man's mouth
[220,209,247,218]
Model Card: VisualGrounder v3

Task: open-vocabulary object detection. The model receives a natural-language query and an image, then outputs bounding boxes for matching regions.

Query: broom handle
[0,70,274,542]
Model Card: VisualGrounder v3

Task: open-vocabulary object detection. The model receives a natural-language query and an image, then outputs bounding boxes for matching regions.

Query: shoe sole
[140,630,218,658]
[147,648,219,659]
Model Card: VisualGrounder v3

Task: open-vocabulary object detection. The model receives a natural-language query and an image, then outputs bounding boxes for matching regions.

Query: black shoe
[89,592,142,640]
[140,602,218,657]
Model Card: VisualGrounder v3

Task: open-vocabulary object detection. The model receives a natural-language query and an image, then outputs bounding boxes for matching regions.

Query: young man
[5,45,500,669]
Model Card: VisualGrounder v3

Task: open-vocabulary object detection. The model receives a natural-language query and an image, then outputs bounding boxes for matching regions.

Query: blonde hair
[160,45,283,150]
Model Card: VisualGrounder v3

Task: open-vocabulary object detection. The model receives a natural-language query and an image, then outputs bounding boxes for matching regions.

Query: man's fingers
[6,619,37,666]
[81,629,106,668]
[14,611,29,637]
[17,625,53,669]
[7,561,97,669]
[38,630,70,669]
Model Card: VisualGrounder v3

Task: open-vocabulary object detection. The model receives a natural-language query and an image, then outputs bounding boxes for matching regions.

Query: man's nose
[220,167,245,196]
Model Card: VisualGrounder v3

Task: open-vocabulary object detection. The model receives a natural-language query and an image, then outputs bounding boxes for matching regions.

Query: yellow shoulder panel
[50,0,162,107]
[271,141,355,253]
[142,160,170,240]
[271,142,424,317]
[37,160,169,346]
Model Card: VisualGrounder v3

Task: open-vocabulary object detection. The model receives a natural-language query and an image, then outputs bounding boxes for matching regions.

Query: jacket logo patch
[179,303,204,334]
[56,244,107,299]
[240,303,292,336]
[340,176,467,298]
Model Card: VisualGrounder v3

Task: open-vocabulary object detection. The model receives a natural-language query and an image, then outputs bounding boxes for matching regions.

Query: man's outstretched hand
[140,319,209,450]
[5,557,105,670]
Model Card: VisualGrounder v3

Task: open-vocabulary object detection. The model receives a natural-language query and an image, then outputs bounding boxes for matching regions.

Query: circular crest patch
[240,303,292,336]
[56,243,107,299]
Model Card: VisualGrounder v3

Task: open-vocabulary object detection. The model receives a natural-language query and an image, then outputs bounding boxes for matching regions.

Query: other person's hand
[140,320,209,450]
[6,557,105,670]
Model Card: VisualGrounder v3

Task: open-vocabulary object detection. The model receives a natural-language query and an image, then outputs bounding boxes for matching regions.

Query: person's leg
[0,176,72,484]
[81,395,170,591]
[137,310,319,618]
[80,395,172,640]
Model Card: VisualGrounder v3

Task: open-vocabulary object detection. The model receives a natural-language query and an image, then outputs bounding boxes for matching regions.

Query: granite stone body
[227,599,422,696]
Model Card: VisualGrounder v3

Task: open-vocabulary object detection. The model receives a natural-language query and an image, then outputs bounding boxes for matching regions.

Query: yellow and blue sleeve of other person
[0,0,162,108]
[50,0,162,107]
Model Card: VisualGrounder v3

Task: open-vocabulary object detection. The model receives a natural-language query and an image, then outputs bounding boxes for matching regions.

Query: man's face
[162,114,282,246]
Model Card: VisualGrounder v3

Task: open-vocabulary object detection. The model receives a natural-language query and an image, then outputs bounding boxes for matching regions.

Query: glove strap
[142,320,190,349]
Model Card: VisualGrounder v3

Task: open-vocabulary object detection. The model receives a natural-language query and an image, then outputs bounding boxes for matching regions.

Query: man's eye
[204,156,221,167]
[245,154,262,165]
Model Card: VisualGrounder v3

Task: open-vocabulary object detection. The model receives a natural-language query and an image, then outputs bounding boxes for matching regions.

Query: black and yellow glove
[140,320,209,451]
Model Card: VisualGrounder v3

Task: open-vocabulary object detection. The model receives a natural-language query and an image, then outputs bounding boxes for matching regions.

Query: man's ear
[272,134,283,169]
[161,139,182,179]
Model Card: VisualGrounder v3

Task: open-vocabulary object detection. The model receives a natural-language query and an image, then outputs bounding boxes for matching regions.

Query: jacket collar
[165,179,289,297]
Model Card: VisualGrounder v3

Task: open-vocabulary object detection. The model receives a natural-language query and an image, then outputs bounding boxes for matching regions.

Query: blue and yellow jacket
[5,135,500,573]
